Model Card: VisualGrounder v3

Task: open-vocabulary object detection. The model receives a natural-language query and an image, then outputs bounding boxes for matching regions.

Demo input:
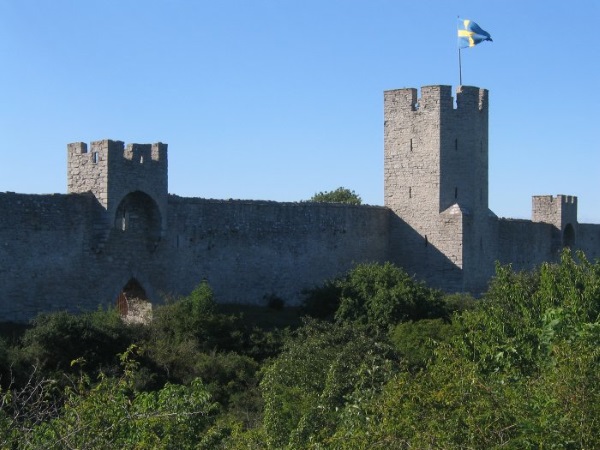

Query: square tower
[532,195,578,248]
[384,85,495,292]
[67,140,168,234]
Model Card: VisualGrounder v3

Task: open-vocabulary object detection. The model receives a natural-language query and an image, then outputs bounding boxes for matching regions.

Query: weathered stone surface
[0,85,598,322]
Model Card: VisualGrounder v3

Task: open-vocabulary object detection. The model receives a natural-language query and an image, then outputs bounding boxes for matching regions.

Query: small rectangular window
[92,152,99,164]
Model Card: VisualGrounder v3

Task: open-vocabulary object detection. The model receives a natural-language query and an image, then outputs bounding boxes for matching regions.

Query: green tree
[310,187,362,205]
[260,320,399,448]
[326,250,600,449]
[334,262,446,329]
[17,308,137,382]
[1,347,220,449]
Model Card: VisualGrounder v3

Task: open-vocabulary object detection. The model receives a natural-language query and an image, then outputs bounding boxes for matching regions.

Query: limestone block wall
[0,193,98,322]
[0,192,391,322]
[68,140,168,232]
[532,195,578,229]
[577,223,600,261]
[161,197,391,305]
[496,219,556,271]
[384,85,493,293]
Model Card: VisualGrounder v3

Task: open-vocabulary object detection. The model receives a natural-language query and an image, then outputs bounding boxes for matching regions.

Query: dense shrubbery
[302,262,448,327]
[1,253,599,448]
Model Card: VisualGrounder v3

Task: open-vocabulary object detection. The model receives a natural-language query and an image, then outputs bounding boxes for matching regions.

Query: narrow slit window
[409,187,412,198]
[424,235,428,247]
[409,138,413,152]
[92,152,99,164]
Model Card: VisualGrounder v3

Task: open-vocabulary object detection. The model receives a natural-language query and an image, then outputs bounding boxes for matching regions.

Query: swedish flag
[458,19,492,48]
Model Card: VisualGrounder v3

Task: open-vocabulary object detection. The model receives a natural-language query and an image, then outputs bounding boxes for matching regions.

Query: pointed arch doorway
[116,278,153,323]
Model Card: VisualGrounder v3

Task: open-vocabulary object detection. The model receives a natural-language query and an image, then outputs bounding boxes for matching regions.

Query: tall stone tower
[384,85,496,292]
[67,139,168,251]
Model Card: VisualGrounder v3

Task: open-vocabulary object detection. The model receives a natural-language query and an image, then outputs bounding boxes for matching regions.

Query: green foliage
[17,308,136,381]
[334,262,447,329]
[2,346,219,449]
[260,319,399,448]
[147,281,244,380]
[320,253,600,448]
[301,279,342,320]
[442,291,478,314]
[3,255,600,448]
[309,187,362,205]
[459,250,600,378]
[390,318,458,370]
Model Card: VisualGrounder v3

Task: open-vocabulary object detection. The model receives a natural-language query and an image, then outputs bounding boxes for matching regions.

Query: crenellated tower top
[67,139,169,235]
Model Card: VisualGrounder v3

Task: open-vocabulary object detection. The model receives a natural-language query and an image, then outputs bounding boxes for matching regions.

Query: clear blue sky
[1,1,598,222]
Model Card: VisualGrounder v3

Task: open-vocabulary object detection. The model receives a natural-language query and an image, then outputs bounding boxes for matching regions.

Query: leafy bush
[390,318,458,370]
[18,308,136,381]
[300,280,342,320]
[261,319,399,448]
[1,347,220,449]
[334,262,447,329]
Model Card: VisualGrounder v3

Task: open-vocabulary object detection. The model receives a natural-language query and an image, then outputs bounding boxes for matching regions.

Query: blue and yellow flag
[458,19,492,48]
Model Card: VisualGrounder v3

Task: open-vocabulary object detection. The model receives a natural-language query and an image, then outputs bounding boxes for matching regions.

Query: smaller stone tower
[532,195,578,249]
[67,140,169,246]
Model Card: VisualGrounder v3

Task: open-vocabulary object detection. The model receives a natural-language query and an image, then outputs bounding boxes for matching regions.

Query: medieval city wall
[577,223,600,261]
[161,197,391,305]
[0,193,97,321]
[2,85,599,323]
[0,192,391,322]
[496,218,557,271]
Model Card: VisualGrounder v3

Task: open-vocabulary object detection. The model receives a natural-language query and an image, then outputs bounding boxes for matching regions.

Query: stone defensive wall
[0,192,99,321]
[496,217,600,272]
[162,197,390,305]
[0,191,390,322]
[496,218,556,271]
[576,223,600,261]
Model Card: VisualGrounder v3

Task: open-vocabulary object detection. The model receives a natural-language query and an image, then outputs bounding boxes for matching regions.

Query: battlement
[532,194,578,209]
[124,142,167,163]
[68,140,166,163]
[67,139,169,220]
[383,85,488,114]
[532,194,578,229]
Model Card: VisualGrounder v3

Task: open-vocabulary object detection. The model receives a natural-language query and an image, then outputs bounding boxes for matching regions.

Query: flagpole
[457,16,462,86]
[458,47,462,85]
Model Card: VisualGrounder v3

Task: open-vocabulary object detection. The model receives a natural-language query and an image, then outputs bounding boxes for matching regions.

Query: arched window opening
[563,223,575,248]
[114,191,162,252]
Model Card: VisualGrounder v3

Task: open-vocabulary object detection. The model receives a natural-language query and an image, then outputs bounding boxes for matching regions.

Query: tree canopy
[309,187,362,205]
[1,251,599,448]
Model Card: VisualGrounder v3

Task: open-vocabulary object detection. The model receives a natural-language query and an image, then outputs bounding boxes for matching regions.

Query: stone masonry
[0,85,598,322]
